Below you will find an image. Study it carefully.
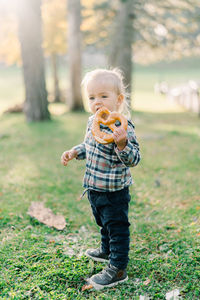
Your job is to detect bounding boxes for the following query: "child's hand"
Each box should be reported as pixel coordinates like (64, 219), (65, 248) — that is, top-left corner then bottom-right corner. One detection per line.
(61, 149), (77, 166)
(113, 127), (127, 151)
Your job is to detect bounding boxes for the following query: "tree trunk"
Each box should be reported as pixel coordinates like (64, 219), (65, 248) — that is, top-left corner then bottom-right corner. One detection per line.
(67, 0), (83, 111)
(108, 0), (134, 101)
(17, 0), (50, 121)
(51, 53), (61, 103)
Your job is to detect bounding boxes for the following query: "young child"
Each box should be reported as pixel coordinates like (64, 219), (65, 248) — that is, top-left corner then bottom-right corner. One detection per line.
(61, 68), (140, 289)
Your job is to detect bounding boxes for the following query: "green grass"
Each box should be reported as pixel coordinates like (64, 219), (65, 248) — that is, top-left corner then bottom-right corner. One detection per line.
(0, 62), (200, 299)
(0, 109), (199, 299)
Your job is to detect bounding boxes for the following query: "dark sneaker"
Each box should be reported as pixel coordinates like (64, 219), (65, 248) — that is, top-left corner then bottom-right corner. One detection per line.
(85, 248), (109, 262)
(87, 264), (128, 290)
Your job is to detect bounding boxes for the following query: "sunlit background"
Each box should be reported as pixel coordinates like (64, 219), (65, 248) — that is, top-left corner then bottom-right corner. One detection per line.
(0, 0), (200, 118)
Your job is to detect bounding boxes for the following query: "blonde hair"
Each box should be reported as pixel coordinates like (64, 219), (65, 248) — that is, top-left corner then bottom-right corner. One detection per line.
(81, 68), (131, 119)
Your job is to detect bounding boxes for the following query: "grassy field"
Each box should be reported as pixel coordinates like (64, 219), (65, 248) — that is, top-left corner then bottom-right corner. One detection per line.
(0, 64), (200, 299)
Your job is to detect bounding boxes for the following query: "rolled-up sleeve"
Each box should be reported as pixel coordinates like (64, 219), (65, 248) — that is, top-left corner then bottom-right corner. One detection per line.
(114, 121), (141, 167)
(73, 143), (86, 160)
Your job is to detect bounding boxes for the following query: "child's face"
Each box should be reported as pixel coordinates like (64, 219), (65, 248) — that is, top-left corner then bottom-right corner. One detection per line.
(87, 79), (124, 114)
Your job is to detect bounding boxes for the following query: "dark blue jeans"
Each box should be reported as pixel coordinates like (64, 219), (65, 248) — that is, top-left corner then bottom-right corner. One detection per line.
(87, 187), (131, 270)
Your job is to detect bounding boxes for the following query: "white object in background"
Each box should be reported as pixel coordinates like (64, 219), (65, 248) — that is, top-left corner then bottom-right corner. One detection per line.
(166, 289), (180, 300)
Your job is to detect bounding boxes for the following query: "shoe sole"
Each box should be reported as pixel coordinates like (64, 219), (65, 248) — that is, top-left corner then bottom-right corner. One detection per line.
(85, 250), (109, 262)
(87, 276), (128, 290)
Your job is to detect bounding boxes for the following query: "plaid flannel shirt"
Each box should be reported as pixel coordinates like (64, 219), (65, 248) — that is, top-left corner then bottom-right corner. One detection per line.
(73, 115), (140, 192)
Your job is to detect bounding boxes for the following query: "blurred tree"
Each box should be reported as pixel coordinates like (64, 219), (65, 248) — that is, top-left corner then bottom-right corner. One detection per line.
(82, 0), (134, 101)
(81, 0), (199, 104)
(42, 0), (67, 103)
(17, 0), (50, 121)
(0, 13), (21, 65)
(108, 0), (134, 100)
(0, 0), (199, 112)
(81, 0), (113, 47)
(82, 0), (199, 61)
(67, 0), (83, 110)
(126, 0), (200, 63)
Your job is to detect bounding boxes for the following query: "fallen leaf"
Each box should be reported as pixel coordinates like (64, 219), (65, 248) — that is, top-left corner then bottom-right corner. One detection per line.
(27, 202), (66, 230)
(143, 278), (151, 285)
(190, 222), (196, 226)
(63, 248), (76, 257)
(4, 103), (23, 113)
(49, 240), (55, 243)
(81, 284), (93, 291)
(24, 225), (33, 230)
